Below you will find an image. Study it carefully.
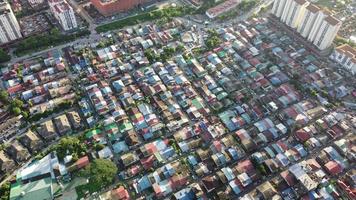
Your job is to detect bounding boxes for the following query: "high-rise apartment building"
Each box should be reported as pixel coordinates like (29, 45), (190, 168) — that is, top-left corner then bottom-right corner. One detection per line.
(312, 15), (341, 50)
(285, 0), (308, 28)
(48, 0), (77, 31)
(0, 0), (22, 44)
(272, 0), (341, 50)
(297, 4), (320, 38)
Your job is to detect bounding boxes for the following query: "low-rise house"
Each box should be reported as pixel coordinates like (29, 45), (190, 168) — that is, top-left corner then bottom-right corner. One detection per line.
(38, 120), (58, 141)
(0, 151), (16, 173)
(66, 111), (82, 129)
(6, 141), (31, 163)
(19, 129), (44, 153)
(53, 115), (72, 135)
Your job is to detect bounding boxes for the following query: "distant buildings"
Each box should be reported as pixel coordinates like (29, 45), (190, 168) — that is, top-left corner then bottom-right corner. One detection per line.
(272, 0), (341, 50)
(205, 0), (241, 19)
(48, 0), (78, 31)
(91, 0), (149, 17)
(28, 0), (45, 6)
(330, 44), (356, 75)
(0, 0), (22, 44)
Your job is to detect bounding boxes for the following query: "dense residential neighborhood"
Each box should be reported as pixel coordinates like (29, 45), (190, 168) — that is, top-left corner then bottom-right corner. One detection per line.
(0, 0), (355, 200)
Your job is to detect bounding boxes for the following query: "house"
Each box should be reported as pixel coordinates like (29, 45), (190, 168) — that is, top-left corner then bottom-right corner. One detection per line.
(256, 181), (277, 199)
(0, 151), (15, 173)
(111, 186), (130, 200)
(201, 175), (221, 193)
(173, 183), (204, 200)
(38, 120), (58, 141)
(19, 129), (44, 153)
(66, 111), (82, 129)
(120, 153), (138, 167)
(6, 141), (31, 163)
(53, 114), (72, 135)
(324, 161), (343, 176)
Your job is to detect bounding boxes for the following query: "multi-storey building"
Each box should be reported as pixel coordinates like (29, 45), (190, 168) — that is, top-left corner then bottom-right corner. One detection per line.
(312, 15), (341, 50)
(307, 10), (329, 42)
(28, 0), (45, 6)
(271, 0), (287, 18)
(0, 0), (22, 44)
(91, 0), (150, 17)
(48, 0), (77, 31)
(285, 0), (308, 28)
(330, 44), (356, 75)
(272, 0), (341, 50)
(280, 0), (293, 23)
(297, 3), (320, 38)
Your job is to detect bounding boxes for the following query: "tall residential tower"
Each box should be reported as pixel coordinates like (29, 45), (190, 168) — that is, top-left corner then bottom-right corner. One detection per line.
(272, 0), (341, 50)
(0, 0), (22, 44)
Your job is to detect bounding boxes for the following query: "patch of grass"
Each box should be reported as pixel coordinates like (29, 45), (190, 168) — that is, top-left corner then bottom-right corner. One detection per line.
(96, 6), (194, 33)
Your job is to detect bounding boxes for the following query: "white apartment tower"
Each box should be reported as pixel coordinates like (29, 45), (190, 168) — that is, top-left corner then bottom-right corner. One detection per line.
(313, 15), (341, 50)
(0, 0), (22, 44)
(307, 10), (329, 42)
(280, 0), (293, 23)
(48, 0), (77, 31)
(285, 0), (308, 28)
(297, 4), (320, 38)
(272, 0), (287, 17)
(272, 0), (341, 50)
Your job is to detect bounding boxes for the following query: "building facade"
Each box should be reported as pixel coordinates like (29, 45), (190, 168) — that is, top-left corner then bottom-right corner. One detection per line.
(272, 0), (341, 50)
(28, 0), (45, 6)
(285, 0), (308, 28)
(91, 0), (150, 17)
(312, 15), (341, 50)
(297, 3), (320, 38)
(0, 1), (22, 44)
(48, 0), (77, 31)
(330, 44), (356, 75)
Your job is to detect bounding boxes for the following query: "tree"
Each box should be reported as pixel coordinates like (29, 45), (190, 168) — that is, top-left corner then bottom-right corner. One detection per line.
(11, 99), (24, 108)
(0, 182), (10, 200)
(56, 137), (87, 160)
(0, 90), (8, 103)
(11, 107), (21, 116)
(80, 159), (118, 188)
(0, 48), (10, 63)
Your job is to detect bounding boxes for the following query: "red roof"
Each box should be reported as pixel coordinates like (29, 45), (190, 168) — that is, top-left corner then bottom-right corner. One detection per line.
(280, 170), (297, 186)
(141, 155), (155, 169)
(7, 84), (23, 95)
(76, 156), (90, 169)
(295, 129), (311, 142)
(325, 161), (342, 175)
(111, 186), (130, 200)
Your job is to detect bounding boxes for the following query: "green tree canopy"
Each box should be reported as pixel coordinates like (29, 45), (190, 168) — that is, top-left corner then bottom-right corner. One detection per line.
(56, 136), (87, 160)
(80, 159), (118, 188)
(0, 48), (10, 63)
(11, 107), (21, 116)
(0, 182), (10, 200)
(0, 90), (8, 103)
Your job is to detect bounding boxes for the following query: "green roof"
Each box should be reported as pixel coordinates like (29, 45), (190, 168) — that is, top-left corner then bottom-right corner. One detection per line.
(119, 122), (133, 133)
(85, 129), (102, 139)
(10, 177), (53, 200)
(104, 123), (118, 132)
(191, 98), (204, 110)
